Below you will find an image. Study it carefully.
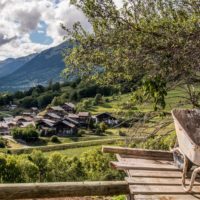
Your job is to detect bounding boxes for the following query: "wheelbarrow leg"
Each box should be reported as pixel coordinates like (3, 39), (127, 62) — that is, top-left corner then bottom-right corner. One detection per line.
(182, 154), (200, 192)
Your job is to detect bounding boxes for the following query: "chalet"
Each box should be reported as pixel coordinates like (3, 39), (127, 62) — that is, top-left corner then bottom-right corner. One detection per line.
(43, 113), (61, 122)
(94, 112), (118, 126)
(36, 119), (56, 136)
(62, 102), (76, 113)
(0, 123), (9, 135)
(14, 116), (33, 125)
(54, 120), (77, 135)
(78, 112), (91, 125)
(47, 106), (65, 116)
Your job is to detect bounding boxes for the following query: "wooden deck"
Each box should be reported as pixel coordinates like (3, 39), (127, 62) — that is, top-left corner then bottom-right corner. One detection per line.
(103, 146), (200, 200)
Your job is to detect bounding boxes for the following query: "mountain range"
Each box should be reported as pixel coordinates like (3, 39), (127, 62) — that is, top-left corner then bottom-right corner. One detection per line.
(0, 41), (72, 92)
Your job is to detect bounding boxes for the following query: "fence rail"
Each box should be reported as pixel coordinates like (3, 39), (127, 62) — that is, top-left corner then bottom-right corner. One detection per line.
(0, 181), (129, 199)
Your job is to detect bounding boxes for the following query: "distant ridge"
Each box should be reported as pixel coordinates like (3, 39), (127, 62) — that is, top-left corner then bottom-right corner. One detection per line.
(0, 41), (72, 92)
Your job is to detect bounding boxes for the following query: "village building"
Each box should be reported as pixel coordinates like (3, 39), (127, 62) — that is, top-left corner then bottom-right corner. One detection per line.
(0, 123), (9, 135)
(62, 102), (76, 113)
(36, 119), (56, 136)
(20, 121), (35, 128)
(78, 112), (91, 126)
(68, 113), (79, 121)
(14, 116), (33, 125)
(54, 120), (77, 136)
(31, 107), (39, 114)
(94, 112), (118, 126)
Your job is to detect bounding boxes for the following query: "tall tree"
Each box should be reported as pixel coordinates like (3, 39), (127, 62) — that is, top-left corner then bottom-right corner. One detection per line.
(63, 0), (200, 109)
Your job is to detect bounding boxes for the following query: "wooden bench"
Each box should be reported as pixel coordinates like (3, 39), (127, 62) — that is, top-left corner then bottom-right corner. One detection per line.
(103, 146), (200, 200)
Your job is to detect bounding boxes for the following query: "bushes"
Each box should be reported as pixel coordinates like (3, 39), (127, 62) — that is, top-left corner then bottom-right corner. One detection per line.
(0, 138), (7, 148)
(50, 135), (60, 143)
(11, 126), (39, 142)
(0, 149), (124, 183)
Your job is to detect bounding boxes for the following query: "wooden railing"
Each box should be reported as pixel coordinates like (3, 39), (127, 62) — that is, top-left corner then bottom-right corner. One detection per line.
(0, 181), (129, 199)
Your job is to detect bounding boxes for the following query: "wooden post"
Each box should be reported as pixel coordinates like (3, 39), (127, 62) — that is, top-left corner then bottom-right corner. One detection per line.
(0, 181), (129, 200)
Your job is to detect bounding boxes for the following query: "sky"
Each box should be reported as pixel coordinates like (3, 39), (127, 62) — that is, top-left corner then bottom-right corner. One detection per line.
(0, 0), (93, 61)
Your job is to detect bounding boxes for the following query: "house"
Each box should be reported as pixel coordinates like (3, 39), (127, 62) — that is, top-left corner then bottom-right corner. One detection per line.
(36, 119), (56, 136)
(8, 104), (17, 110)
(31, 107), (39, 114)
(3, 117), (14, 123)
(54, 120), (77, 136)
(43, 113), (61, 122)
(14, 116), (33, 125)
(0, 123), (9, 135)
(47, 106), (66, 116)
(62, 103), (76, 113)
(94, 112), (118, 126)
(78, 112), (91, 126)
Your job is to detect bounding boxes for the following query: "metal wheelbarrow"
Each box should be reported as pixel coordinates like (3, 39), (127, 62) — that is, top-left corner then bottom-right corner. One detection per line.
(172, 109), (200, 192)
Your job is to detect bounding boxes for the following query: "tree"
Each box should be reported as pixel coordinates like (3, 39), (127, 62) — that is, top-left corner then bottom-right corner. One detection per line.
(63, 0), (200, 109)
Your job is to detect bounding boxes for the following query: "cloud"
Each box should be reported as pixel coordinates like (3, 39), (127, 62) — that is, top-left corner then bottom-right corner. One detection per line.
(0, 0), (122, 60)
(0, 33), (17, 46)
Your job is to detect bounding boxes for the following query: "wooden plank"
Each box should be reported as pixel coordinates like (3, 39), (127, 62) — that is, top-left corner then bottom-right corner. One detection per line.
(116, 157), (174, 165)
(0, 181), (129, 200)
(110, 161), (180, 171)
(102, 146), (173, 161)
(126, 177), (200, 185)
(129, 185), (200, 195)
(134, 194), (200, 200)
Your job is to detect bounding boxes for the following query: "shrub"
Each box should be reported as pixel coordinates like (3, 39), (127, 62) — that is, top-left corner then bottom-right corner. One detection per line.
(77, 130), (86, 137)
(0, 137), (6, 148)
(99, 122), (108, 132)
(50, 135), (60, 143)
(11, 125), (39, 142)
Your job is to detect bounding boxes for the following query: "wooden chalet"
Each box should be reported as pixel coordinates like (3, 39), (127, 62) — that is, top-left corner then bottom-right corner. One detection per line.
(95, 112), (118, 125)
(78, 112), (91, 126)
(36, 119), (56, 135)
(14, 116), (33, 125)
(54, 120), (77, 135)
(0, 122), (9, 135)
(62, 102), (76, 113)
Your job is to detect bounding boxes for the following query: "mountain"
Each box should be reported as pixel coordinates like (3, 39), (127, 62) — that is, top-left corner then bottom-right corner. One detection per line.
(0, 41), (72, 92)
(0, 54), (36, 78)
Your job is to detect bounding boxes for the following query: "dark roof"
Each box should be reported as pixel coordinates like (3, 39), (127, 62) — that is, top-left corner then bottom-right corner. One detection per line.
(61, 120), (76, 128)
(95, 112), (116, 119)
(40, 119), (55, 127)
(64, 116), (79, 125)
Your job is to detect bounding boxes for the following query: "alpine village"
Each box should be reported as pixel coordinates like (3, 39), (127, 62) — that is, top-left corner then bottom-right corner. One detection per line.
(0, 0), (199, 200)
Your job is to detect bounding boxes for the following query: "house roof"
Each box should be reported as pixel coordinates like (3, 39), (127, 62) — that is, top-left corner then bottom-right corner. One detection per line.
(40, 119), (55, 127)
(21, 121), (35, 128)
(46, 113), (61, 119)
(78, 112), (90, 117)
(14, 116), (33, 122)
(64, 102), (75, 108)
(3, 117), (14, 123)
(68, 113), (79, 119)
(64, 116), (79, 125)
(50, 106), (65, 111)
(95, 112), (116, 119)
(61, 120), (76, 128)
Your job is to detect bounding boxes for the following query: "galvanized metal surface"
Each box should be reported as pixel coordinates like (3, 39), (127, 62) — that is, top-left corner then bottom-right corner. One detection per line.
(172, 109), (200, 165)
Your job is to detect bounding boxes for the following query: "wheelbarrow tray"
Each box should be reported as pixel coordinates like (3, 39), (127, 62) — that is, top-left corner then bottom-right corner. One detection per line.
(172, 109), (200, 166)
